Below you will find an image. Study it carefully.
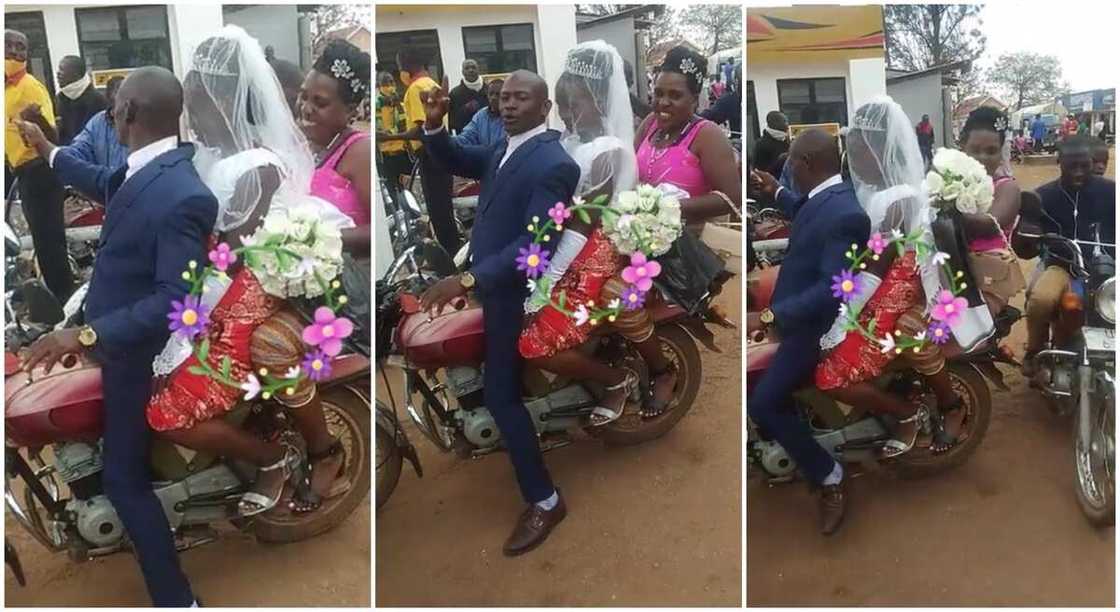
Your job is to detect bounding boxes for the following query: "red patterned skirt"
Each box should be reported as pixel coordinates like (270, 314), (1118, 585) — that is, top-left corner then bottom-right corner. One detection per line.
(518, 228), (623, 359)
(815, 251), (923, 390)
(147, 267), (281, 431)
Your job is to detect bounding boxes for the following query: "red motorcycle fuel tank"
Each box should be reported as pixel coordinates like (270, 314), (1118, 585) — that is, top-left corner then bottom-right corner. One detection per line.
(5, 356), (104, 447)
(396, 295), (485, 368)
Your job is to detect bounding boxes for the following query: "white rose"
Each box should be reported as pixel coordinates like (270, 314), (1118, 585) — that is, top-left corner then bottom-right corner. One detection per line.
(638, 193), (658, 212)
(940, 180), (963, 202)
(924, 171), (945, 198)
(615, 191), (639, 212)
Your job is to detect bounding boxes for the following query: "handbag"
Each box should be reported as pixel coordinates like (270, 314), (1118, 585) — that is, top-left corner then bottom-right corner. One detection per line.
(653, 229), (730, 315)
(932, 211), (995, 352)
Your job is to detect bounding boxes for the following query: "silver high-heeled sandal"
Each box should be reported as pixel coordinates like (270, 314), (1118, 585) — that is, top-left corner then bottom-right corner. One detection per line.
(589, 368), (639, 427)
(238, 442), (302, 517)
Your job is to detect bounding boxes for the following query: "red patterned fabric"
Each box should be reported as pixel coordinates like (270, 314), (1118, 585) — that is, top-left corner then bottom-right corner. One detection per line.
(815, 251), (923, 390)
(146, 267), (281, 431)
(518, 228), (623, 359)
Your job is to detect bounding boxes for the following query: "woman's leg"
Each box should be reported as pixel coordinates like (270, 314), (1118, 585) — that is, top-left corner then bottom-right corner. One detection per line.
(529, 350), (633, 423)
(600, 277), (676, 412)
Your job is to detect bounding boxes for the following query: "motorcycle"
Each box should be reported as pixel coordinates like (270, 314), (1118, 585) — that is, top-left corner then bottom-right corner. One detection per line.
(1015, 211), (1115, 526)
(746, 261), (1017, 481)
(374, 247), (725, 509)
(4, 289), (373, 579)
(6, 181), (100, 286)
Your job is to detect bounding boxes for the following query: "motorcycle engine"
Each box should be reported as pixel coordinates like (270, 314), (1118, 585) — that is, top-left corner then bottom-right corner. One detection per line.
(753, 440), (797, 477)
(460, 409), (500, 448)
(52, 442), (104, 500)
(67, 496), (125, 548)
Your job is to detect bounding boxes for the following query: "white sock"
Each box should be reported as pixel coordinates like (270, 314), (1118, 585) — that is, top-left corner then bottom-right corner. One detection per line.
(822, 461), (843, 486)
(535, 490), (559, 511)
(190, 601), (199, 608)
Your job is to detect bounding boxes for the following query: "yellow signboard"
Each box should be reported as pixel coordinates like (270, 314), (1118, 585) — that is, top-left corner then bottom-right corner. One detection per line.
(748, 5), (884, 64)
(789, 122), (842, 139)
(91, 68), (134, 88)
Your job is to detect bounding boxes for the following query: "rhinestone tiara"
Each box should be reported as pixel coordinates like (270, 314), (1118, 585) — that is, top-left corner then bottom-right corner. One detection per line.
(564, 56), (607, 80)
(191, 51), (236, 77)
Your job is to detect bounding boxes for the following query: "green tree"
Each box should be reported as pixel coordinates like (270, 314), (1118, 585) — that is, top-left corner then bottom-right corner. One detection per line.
(987, 51), (1070, 110)
(884, 4), (985, 71)
(678, 4), (742, 55)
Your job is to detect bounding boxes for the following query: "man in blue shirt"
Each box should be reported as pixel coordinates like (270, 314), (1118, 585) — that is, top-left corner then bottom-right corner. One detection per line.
(63, 75), (128, 177)
(1030, 113), (1047, 152)
(453, 78), (506, 149)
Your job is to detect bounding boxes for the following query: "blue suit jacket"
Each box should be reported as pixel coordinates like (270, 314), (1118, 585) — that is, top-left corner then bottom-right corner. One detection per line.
(771, 180), (870, 339)
(423, 127), (579, 303)
(53, 143), (217, 361)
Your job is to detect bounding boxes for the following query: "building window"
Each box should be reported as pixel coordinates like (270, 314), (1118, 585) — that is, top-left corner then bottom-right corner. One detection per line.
(74, 5), (172, 72)
(777, 77), (847, 126)
(375, 29), (443, 84)
(462, 24), (536, 75)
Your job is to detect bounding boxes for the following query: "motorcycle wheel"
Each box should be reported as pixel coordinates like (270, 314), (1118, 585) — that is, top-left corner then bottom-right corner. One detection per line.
(375, 402), (403, 510)
(590, 323), (702, 446)
(253, 384), (372, 543)
(1073, 394), (1115, 526)
(891, 363), (992, 479)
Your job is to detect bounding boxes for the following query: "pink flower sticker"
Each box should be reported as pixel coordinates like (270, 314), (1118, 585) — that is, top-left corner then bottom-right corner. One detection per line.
(208, 242), (237, 272)
(931, 290), (968, 325)
(548, 202), (571, 227)
(302, 307), (354, 356)
(867, 232), (887, 256)
(621, 252), (662, 292)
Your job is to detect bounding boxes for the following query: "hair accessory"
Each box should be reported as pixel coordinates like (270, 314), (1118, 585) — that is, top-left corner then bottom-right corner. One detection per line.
(992, 115), (1008, 133)
(331, 58), (355, 82)
(677, 57), (702, 81)
(192, 50), (236, 76)
(564, 56), (608, 80)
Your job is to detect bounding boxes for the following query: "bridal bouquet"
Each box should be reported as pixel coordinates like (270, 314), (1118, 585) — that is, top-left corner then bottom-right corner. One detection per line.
(521, 183), (685, 326)
(924, 148), (994, 215)
(601, 184), (683, 257)
(166, 206), (352, 401)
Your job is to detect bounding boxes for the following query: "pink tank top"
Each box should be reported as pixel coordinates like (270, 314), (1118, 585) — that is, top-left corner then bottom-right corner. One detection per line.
(968, 174), (1017, 252)
(310, 131), (370, 226)
(636, 118), (713, 197)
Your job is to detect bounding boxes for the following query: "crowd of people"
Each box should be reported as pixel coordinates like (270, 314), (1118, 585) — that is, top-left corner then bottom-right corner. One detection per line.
(376, 41), (741, 556)
(746, 95), (1115, 535)
(5, 26), (371, 606)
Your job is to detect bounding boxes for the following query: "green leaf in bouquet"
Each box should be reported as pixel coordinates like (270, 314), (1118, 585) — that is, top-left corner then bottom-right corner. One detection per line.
(188, 365), (208, 376)
(198, 338), (210, 361)
(577, 207), (591, 224)
(220, 356), (232, 378)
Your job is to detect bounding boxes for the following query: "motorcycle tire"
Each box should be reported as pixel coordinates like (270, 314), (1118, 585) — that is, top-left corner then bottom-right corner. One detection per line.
(891, 363), (992, 480)
(592, 323), (703, 447)
(253, 384), (372, 543)
(1073, 395), (1115, 526)
(375, 404), (403, 510)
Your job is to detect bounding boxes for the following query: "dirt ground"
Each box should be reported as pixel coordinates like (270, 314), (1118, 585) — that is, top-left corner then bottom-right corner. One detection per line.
(375, 288), (743, 606)
(747, 151), (1116, 606)
(4, 497), (371, 606)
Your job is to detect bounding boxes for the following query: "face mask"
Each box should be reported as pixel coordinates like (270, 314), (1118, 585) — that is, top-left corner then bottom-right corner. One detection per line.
(5, 59), (27, 78)
(399, 71), (411, 86)
(379, 86), (395, 97)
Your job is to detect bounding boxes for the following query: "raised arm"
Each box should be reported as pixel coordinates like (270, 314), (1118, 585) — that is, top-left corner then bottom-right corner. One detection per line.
(420, 86), (491, 179)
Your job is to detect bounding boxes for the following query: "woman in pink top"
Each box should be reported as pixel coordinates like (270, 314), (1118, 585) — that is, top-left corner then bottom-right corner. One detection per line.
(628, 46), (741, 413)
(300, 40), (371, 257)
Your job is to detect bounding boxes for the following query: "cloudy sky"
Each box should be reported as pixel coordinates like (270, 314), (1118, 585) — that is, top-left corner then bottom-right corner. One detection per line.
(977, 1), (1118, 93)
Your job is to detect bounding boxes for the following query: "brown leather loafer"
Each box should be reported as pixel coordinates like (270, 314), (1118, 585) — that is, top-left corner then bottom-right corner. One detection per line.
(503, 491), (567, 557)
(818, 481), (846, 536)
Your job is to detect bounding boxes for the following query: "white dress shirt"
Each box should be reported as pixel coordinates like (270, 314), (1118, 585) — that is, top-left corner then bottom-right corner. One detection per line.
(49, 135), (179, 184)
(775, 172), (844, 201)
(498, 123), (547, 168)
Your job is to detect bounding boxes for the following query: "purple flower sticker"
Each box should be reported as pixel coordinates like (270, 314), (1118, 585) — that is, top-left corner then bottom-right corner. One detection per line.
(621, 252), (662, 292)
(830, 270), (861, 302)
(931, 290), (968, 325)
(867, 232), (887, 255)
(167, 295), (210, 338)
(928, 320), (951, 345)
(548, 202), (571, 227)
(208, 242), (237, 272)
(302, 306), (354, 357)
(302, 349), (333, 382)
(620, 285), (647, 310)
(516, 243), (551, 279)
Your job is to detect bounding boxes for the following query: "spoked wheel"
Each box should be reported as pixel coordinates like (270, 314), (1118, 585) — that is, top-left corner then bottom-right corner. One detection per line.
(375, 402), (403, 510)
(1073, 394), (1114, 526)
(589, 323), (702, 446)
(891, 363), (991, 479)
(253, 385), (371, 543)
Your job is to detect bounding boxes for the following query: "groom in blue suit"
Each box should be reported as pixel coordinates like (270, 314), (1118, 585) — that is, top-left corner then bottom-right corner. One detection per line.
(748, 129), (870, 536)
(418, 70), (579, 556)
(20, 67), (213, 606)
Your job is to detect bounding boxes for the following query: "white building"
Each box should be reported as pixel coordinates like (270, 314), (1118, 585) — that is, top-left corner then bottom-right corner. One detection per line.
(375, 4), (577, 100)
(886, 61), (970, 149)
(746, 5), (886, 147)
(5, 4), (319, 95)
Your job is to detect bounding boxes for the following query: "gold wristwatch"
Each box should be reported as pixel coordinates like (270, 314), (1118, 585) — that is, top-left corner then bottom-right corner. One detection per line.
(759, 308), (775, 326)
(459, 272), (476, 289)
(77, 325), (98, 348)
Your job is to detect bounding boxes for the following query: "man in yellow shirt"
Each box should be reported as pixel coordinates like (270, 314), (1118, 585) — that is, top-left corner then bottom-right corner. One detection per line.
(5, 29), (74, 300)
(374, 71), (412, 189)
(382, 48), (459, 255)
